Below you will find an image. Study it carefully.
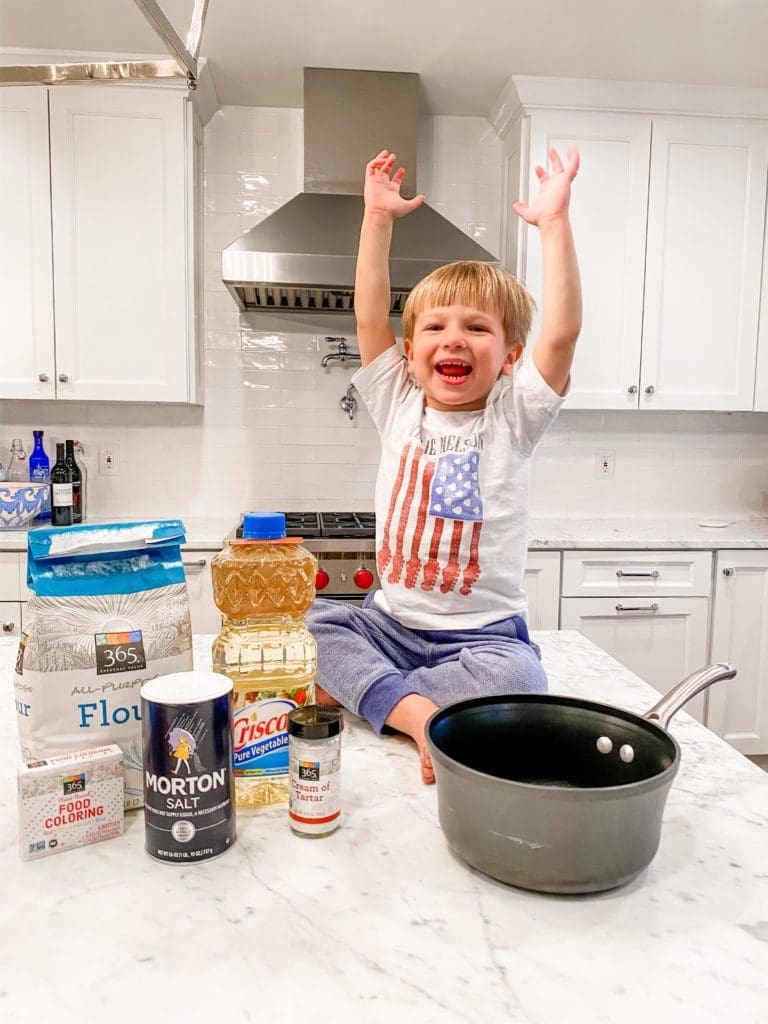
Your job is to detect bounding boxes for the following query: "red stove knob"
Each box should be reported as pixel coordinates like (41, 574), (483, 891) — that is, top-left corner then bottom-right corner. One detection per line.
(354, 567), (374, 590)
(315, 569), (330, 591)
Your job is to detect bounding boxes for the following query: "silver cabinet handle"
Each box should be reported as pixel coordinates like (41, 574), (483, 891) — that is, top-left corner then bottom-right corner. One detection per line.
(183, 558), (207, 575)
(38, 373), (50, 383)
(2, 621), (15, 632)
(615, 603), (659, 613)
(722, 567), (734, 577)
(58, 373), (69, 383)
(644, 385), (655, 395)
(627, 385), (638, 394)
(616, 569), (659, 578)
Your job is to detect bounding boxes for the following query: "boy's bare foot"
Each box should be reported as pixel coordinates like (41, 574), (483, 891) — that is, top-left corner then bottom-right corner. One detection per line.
(314, 683), (341, 707)
(385, 693), (438, 785)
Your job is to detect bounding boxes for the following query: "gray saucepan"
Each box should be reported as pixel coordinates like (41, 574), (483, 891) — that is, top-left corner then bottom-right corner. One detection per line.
(425, 662), (736, 895)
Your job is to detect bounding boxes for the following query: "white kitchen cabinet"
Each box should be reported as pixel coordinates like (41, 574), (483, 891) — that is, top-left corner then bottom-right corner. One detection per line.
(183, 550), (222, 635)
(0, 87), (55, 399)
(708, 551), (768, 755)
(753, 200), (768, 410)
(499, 98), (768, 411)
(560, 596), (710, 721)
(523, 550), (560, 630)
(0, 84), (202, 403)
(0, 603), (22, 638)
(560, 549), (711, 720)
(0, 552), (25, 639)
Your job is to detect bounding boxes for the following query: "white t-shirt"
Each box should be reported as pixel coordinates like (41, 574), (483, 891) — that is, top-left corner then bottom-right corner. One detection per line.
(352, 345), (566, 630)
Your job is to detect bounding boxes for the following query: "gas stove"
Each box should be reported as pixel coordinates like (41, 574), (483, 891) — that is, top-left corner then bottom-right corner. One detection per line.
(232, 511), (379, 603)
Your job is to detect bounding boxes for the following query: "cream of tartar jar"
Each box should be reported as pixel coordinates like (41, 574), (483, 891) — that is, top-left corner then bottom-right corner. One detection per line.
(287, 705), (343, 838)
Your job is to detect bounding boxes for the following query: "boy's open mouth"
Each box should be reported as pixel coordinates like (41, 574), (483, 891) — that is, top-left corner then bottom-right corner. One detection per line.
(435, 360), (472, 384)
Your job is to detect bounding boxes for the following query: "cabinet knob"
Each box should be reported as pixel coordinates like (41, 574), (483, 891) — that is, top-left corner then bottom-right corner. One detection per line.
(58, 373), (69, 383)
(2, 621), (15, 632)
(627, 385), (638, 395)
(38, 373), (50, 383)
(644, 385), (655, 395)
(722, 567), (734, 577)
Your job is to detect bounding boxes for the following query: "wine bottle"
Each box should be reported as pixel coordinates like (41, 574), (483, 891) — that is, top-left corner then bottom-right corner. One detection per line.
(51, 443), (73, 527)
(65, 439), (82, 524)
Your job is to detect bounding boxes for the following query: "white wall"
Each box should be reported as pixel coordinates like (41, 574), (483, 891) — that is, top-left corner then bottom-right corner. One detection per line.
(2, 106), (768, 522)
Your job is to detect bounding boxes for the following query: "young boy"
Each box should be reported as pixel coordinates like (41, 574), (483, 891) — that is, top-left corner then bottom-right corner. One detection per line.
(309, 146), (581, 783)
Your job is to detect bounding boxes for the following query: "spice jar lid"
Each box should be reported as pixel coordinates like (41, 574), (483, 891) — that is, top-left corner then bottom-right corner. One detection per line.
(288, 705), (344, 739)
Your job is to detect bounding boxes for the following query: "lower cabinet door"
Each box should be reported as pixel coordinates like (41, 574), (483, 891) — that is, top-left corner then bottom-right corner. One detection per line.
(0, 601), (22, 638)
(560, 596), (710, 721)
(708, 551), (768, 755)
(183, 552), (222, 635)
(523, 551), (561, 631)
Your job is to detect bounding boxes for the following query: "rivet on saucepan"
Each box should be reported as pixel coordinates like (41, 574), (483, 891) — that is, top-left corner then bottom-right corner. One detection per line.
(619, 744), (635, 763)
(596, 736), (613, 754)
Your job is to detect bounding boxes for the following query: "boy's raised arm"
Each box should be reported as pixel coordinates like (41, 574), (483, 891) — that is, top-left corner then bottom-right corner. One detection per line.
(513, 147), (582, 397)
(355, 151), (424, 367)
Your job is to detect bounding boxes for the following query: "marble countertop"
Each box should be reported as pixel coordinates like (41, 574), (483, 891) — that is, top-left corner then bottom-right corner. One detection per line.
(1, 632), (767, 1023)
(3, 515), (768, 552)
(527, 516), (768, 550)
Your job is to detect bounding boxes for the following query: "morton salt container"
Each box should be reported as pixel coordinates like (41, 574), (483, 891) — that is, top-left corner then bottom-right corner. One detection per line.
(140, 671), (236, 863)
(211, 512), (317, 809)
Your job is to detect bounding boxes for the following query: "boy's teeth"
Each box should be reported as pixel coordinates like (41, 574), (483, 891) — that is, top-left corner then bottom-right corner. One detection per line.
(437, 362), (471, 378)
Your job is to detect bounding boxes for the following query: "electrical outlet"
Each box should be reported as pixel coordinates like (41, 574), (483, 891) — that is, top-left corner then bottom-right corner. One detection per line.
(100, 445), (120, 476)
(595, 450), (615, 479)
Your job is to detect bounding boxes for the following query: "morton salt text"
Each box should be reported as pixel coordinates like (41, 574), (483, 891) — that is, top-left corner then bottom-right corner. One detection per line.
(145, 768), (228, 810)
(45, 797), (104, 829)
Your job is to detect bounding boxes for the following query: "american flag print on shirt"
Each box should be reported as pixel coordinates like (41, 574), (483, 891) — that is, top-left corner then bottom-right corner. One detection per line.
(378, 442), (484, 596)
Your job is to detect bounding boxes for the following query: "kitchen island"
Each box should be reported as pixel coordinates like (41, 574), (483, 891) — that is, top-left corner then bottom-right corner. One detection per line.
(1, 632), (767, 1024)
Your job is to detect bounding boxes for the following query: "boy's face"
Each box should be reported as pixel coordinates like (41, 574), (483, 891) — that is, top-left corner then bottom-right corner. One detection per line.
(404, 303), (523, 412)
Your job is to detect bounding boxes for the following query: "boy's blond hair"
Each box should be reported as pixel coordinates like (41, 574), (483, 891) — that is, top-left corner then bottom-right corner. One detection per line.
(401, 261), (535, 349)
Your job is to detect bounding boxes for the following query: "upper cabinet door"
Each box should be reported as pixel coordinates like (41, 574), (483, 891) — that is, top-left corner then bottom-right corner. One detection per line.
(641, 117), (768, 411)
(48, 86), (190, 402)
(0, 87), (56, 399)
(752, 203), (768, 411)
(523, 112), (651, 409)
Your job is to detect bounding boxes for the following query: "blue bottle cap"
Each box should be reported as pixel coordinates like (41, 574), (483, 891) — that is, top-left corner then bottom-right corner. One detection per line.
(242, 512), (286, 540)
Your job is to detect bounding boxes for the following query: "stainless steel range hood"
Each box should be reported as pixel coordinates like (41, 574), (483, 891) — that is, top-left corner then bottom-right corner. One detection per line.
(221, 68), (499, 315)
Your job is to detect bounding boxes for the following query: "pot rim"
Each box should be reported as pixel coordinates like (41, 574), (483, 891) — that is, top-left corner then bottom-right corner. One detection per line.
(426, 693), (682, 796)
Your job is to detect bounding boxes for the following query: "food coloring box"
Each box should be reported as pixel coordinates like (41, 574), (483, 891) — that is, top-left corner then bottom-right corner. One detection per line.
(18, 744), (124, 861)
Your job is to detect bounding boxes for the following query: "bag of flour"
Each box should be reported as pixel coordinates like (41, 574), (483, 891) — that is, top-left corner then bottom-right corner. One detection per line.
(14, 520), (194, 808)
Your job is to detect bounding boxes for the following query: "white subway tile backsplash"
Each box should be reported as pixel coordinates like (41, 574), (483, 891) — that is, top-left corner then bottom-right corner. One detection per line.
(3, 106), (767, 524)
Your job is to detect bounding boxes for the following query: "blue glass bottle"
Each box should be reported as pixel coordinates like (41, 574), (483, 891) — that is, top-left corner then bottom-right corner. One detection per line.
(29, 430), (51, 521)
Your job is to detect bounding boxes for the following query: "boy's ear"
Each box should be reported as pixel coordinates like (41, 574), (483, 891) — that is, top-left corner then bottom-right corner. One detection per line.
(499, 344), (524, 377)
(403, 337), (414, 367)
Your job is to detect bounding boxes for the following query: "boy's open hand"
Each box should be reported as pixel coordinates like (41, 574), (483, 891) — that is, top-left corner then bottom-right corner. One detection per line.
(364, 150), (425, 220)
(512, 146), (580, 227)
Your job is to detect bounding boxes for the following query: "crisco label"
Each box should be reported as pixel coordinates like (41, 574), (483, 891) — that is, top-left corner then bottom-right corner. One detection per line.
(232, 688), (310, 778)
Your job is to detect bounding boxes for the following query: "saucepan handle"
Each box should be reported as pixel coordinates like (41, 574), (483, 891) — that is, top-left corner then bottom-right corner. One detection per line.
(643, 662), (736, 730)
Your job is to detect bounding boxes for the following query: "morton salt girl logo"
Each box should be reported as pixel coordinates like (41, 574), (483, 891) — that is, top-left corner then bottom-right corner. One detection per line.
(379, 441), (484, 596)
(167, 727), (199, 775)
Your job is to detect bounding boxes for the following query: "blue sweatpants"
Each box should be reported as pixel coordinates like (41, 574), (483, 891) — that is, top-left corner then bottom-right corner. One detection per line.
(307, 594), (547, 733)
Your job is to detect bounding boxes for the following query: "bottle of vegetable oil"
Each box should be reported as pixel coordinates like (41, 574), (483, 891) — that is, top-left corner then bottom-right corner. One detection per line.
(211, 513), (317, 808)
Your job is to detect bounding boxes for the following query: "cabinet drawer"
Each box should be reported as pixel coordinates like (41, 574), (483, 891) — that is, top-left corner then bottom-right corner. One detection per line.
(0, 552), (23, 600)
(562, 550), (712, 597)
(560, 596), (710, 721)
(0, 601), (22, 637)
